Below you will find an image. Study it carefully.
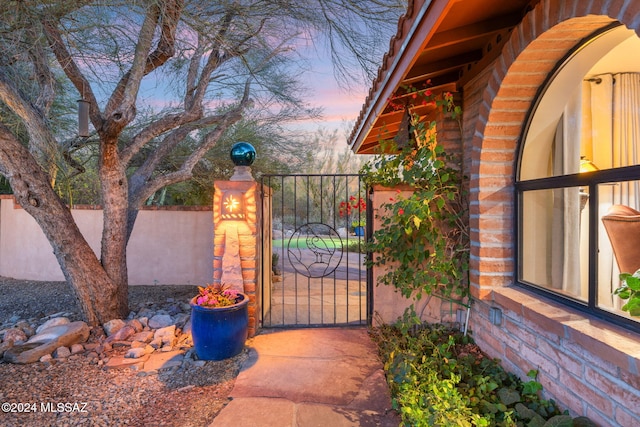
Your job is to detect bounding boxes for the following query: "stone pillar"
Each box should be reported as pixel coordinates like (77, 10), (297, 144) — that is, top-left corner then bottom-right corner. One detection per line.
(212, 142), (260, 337)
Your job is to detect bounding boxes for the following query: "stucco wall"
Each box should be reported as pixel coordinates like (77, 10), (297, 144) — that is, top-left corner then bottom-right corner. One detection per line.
(0, 196), (213, 285)
(370, 185), (466, 325)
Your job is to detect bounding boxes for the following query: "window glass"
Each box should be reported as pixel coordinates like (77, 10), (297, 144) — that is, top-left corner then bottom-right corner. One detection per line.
(520, 188), (588, 302)
(520, 26), (640, 180)
(518, 25), (640, 326)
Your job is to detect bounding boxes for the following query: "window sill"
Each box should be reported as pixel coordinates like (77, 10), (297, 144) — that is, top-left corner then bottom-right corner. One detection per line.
(489, 287), (640, 376)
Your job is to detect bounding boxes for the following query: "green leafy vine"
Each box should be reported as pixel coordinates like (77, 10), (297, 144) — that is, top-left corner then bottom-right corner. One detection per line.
(361, 91), (469, 303)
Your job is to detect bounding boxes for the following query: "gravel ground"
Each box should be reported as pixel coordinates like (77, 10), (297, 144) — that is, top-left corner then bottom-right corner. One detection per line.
(0, 277), (247, 427)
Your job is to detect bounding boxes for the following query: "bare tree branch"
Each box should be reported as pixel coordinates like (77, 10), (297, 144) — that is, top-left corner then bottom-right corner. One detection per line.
(128, 80), (252, 209)
(41, 18), (103, 131)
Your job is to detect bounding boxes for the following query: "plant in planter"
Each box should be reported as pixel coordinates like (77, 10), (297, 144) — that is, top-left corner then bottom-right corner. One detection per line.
(339, 196), (367, 235)
(615, 270), (640, 316)
(190, 283), (249, 361)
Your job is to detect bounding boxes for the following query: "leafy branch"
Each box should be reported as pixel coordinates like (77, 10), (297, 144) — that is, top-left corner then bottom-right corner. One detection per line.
(615, 270), (640, 316)
(361, 91), (469, 303)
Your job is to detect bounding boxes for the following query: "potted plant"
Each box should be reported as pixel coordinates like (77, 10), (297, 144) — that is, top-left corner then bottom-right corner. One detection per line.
(339, 196), (367, 236)
(190, 283), (249, 360)
(351, 219), (366, 236)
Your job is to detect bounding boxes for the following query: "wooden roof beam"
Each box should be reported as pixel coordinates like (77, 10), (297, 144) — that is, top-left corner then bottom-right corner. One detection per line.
(426, 12), (523, 51)
(403, 51), (483, 84)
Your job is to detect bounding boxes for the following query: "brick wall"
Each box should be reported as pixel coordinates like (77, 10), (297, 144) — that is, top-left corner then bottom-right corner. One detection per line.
(465, 0), (640, 424)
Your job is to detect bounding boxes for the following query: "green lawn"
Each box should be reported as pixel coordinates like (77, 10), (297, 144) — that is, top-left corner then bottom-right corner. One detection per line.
(272, 236), (345, 250)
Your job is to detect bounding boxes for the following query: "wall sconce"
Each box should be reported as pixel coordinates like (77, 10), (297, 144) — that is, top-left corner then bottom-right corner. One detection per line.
(221, 191), (245, 220)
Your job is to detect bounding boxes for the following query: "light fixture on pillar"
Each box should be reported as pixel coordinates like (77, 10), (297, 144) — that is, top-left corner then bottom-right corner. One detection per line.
(221, 191), (245, 220)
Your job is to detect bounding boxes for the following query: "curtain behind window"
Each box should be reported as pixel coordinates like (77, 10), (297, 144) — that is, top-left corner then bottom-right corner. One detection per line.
(589, 73), (640, 308)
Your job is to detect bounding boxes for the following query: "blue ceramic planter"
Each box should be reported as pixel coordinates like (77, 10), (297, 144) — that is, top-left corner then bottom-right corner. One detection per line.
(354, 226), (365, 236)
(190, 293), (249, 361)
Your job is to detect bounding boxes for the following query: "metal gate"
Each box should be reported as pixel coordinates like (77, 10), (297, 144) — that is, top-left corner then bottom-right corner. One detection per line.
(260, 174), (370, 328)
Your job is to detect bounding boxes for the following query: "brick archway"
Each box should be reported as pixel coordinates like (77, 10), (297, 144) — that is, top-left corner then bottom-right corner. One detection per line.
(469, 0), (640, 297)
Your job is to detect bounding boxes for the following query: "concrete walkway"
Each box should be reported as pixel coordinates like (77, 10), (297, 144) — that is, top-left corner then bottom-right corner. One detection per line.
(211, 328), (400, 427)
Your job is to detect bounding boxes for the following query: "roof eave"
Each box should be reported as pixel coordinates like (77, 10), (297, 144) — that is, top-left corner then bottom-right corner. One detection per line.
(349, 0), (457, 153)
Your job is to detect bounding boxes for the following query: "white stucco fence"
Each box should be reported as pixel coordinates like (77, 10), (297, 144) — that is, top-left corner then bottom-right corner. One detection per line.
(0, 196), (214, 285)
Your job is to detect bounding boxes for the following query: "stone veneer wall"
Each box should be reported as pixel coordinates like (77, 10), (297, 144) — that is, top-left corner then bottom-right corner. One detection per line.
(212, 181), (259, 338)
(463, 0), (640, 425)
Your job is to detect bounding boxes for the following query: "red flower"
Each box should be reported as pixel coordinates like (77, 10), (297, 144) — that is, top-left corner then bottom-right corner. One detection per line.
(398, 208), (404, 215)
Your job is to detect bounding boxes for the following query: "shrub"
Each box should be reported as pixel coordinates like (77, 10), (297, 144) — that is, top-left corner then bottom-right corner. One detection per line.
(371, 313), (595, 426)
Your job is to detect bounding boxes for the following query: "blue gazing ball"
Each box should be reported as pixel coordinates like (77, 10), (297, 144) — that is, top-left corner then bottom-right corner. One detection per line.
(230, 142), (256, 166)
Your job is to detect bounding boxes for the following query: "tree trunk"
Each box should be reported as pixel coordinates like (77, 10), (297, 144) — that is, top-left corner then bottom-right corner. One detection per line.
(98, 135), (130, 319)
(0, 125), (125, 325)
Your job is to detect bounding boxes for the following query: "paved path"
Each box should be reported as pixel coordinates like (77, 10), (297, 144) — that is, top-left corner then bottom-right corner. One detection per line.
(211, 328), (400, 427)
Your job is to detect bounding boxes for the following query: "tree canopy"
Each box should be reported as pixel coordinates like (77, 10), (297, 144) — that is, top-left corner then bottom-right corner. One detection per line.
(0, 0), (405, 325)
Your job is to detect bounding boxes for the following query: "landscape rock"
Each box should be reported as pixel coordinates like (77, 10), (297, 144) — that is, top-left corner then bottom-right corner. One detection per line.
(125, 347), (147, 359)
(0, 339), (14, 357)
(15, 321), (35, 337)
(105, 353), (150, 370)
(138, 316), (149, 328)
(3, 321), (90, 364)
(103, 319), (126, 336)
(126, 318), (144, 333)
(54, 346), (71, 359)
(173, 313), (190, 329)
(154, 325), (176, 340)
(182, 318), (192, 336)
(142, 350), (184, 372)
(106, 325), (136, 343)
(148, 314), (173, 329)
(36, 316), (70, 334)
(71, 343), (84, 354)
(130, 331), (154, 343)
(3, 328), (27, 344)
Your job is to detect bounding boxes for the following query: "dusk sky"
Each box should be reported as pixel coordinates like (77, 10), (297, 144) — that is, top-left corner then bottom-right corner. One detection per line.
(283, 40), (378, 145)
